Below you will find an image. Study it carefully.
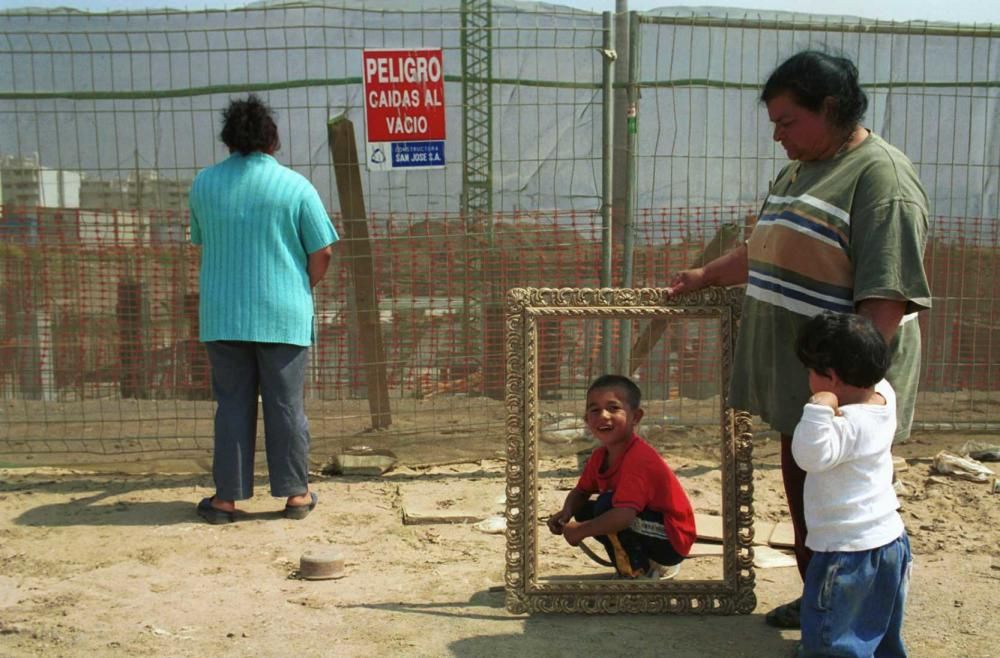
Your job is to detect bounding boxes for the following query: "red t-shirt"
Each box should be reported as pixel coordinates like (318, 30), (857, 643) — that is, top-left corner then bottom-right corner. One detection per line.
(575, 434), (696, 556)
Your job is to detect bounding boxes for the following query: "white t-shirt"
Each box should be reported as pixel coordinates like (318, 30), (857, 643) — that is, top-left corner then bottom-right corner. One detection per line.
(791, 379), (904, 552)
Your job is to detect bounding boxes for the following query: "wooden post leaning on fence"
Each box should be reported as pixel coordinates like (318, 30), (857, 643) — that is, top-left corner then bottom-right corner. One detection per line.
(327, 115), (391, 430)
(628, 219), (745, 377)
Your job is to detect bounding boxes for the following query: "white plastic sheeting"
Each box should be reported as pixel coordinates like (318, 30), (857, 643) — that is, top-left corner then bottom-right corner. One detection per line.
(0, 1), (996, 238)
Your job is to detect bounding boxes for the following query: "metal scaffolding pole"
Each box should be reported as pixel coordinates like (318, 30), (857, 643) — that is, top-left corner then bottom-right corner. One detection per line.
(460, 0), (499, 396)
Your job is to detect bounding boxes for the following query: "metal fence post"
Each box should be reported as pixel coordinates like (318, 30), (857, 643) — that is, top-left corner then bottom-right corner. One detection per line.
(618, 10), (640, 373)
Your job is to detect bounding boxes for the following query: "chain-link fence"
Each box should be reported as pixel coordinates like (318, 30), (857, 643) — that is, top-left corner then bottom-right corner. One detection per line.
(1, 3), (997, 466)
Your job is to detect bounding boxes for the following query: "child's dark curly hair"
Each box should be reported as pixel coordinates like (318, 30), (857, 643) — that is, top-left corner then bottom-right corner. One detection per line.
(220, 93), (280, 155)
(795, 311), (890, 388)
(587, 374), (642, 410)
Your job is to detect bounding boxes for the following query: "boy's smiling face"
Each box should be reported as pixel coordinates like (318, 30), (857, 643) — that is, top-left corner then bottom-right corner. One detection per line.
(584, 386), (643, 449)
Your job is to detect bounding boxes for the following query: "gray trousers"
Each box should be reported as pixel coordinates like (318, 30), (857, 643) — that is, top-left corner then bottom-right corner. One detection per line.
(204, 341), (311, 500)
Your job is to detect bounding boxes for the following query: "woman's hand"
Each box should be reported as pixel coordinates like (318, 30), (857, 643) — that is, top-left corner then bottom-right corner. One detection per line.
(666, 242), (750, 295)
(665, 268), (708, 296)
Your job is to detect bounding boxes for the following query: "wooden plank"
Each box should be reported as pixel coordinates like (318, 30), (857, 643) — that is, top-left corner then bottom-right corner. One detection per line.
(402, 510), (486, 525)
(328, 116), (391, 429)
(399, 481), (504, 526)
(769, 521), (796, 548)
(695, 512), (724, 542)
(752, 520), (776, 546)
(687, 541), (725, 557)
(696, 513), (773, 546)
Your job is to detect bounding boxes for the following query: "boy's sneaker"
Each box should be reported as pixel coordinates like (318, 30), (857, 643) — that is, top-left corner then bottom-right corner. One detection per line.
(646, 560), (681, 580)
(610, 561), (681, 579)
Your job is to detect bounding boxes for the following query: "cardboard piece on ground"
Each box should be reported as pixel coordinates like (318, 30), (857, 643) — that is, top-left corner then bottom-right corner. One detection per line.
(695, 513), (724, 542)
(752, 520), (776, 546)
(399, 481), (503, 525)
(753, 545), (798, 569)
(769, 521), (796, 548)
(687, 541), (725, 557)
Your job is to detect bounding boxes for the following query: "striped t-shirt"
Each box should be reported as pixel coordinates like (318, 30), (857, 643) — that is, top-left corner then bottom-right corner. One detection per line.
(189, 152), (339, 346)
(729, 133), (932, 440)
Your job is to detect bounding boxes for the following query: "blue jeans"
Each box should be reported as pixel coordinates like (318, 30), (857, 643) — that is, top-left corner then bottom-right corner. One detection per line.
(799, 532), (912, 658)
(204, 341), (311, 501)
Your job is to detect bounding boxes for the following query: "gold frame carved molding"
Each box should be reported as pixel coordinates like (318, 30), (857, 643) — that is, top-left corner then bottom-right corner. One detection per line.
(503, 287), (756, 614)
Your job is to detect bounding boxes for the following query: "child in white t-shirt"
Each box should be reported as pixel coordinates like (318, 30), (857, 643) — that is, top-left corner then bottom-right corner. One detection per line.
(792, 311), (911, 657)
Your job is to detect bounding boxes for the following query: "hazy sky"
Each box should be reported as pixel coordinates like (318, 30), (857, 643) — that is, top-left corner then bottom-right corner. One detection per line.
(1, 0), (998, 24)
(568, 0), (999, 23)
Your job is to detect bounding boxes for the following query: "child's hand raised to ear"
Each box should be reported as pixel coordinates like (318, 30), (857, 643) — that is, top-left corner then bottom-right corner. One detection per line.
(808, 391), (841, 415)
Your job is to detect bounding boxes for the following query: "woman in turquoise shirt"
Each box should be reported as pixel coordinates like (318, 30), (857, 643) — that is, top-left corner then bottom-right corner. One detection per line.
(189, 94), (339, 524)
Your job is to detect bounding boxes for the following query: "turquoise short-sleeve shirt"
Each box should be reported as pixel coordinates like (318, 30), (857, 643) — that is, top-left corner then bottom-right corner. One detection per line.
(189, 152), (339, 346)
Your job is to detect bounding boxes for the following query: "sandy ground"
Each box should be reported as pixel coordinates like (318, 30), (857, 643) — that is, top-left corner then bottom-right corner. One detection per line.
(0, 429), (998, 658)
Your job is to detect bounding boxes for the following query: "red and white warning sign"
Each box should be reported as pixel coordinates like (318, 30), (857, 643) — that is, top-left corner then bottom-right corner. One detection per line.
(362, 48), (446, 170)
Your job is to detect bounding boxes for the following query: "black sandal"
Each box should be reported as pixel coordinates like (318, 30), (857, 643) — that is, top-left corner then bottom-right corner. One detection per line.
(283, 491), (318, 520)
(765, 597), (802, 629)
(197, 497), (235, 525)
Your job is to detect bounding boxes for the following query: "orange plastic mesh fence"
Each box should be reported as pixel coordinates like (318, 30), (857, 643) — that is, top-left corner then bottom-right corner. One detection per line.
(0, 204), (996, 464)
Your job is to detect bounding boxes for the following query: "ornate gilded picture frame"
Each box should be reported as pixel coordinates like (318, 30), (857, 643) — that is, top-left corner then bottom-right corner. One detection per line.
(504, 287), (755, 614)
